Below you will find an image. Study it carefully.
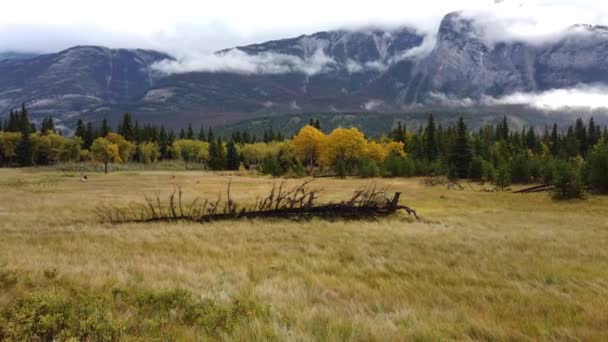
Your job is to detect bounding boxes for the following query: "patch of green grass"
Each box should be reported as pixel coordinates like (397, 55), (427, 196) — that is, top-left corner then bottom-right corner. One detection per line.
(0, 279), (272, 341)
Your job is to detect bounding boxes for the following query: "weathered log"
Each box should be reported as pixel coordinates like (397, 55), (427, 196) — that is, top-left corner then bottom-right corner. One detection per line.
(96, 181), (421, 224)
(512, 184), (555, 194)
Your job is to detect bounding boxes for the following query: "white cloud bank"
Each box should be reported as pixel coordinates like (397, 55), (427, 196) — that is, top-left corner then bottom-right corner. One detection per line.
(484, 85), (608, 110)
(427, 85), (608, 111)
(153, 48), (336, 75)
(2, 1), (607, 55)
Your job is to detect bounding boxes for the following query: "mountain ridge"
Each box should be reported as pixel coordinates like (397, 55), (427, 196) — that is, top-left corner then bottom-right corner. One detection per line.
(2, 12), (608, 129)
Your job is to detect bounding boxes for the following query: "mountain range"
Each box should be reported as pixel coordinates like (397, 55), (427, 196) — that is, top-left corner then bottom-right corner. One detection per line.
(1, 11), (608, 130)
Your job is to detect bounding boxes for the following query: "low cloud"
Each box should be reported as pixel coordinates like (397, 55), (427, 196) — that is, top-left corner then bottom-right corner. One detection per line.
(459, 1), (608, 47)
(483, 85), (608, 110)
(391, 34), (437, 61)
(153, 48), (335, 76)
(343, 35), (436, 75)
(362, 99), (384, 111)
(426, 92), (476, 107)
(427, 85), (608, 112)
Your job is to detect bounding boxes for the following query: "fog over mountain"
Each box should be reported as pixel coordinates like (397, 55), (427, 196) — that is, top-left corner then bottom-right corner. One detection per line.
(2, 1), (608, 129)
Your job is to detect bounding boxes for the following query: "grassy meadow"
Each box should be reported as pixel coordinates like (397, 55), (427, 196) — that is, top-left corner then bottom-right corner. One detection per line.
(0, 168), (607, 341)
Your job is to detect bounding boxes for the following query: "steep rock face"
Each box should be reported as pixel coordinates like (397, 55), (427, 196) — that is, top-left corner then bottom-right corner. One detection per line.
(231, 28), (424, 67)
(398, 12), (538, 104)
(535, 26), (608, 89)
(136, 28), (425, 118)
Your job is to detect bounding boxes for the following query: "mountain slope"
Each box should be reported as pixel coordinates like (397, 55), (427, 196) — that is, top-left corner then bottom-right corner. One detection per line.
(0, 46), (171, 119)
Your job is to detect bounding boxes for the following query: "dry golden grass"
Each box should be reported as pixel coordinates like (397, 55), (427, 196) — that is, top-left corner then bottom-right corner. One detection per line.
(0, 168), (607, 340)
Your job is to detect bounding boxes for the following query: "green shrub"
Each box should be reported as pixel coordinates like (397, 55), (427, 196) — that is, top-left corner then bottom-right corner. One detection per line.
(540, 158), (557, 185)
(0, 287), (273, 340)
(382, 154), (415, 177)
(468, 156), (485, 180)
(0, 291), (121, 341)
(135, 289), (271, 336)
(509, 154), (531, 183)
(494, 163), (511, 190)
(357, 157), (380, 178)
(551, 160), (585, 200)
(587, 142), (608, 193)
(333, 160), (347, 178)
(261, 156), (282, 177)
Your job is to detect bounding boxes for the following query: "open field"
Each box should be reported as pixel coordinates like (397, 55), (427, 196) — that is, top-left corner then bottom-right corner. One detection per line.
(0, 168), (607, 341)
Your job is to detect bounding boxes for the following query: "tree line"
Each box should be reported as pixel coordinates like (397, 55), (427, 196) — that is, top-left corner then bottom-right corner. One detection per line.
(1, 107), (607, 198)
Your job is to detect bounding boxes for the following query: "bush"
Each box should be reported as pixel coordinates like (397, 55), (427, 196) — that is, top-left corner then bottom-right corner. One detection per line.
(357, 157), (380, 178)
(551, 160), (585, 200)
(382, 154), (415, 177)
(0, 287), (273, 341)
(0, 291), (121, 341)
(468, 156), (485, 180)
(333, 159), (347, 178)
(135, 289), (271, 336)
(587, 142), (608, 193)
(540, 158), (557, 185)
(481, 160), (497, 182)
(509, 154), (531, 183)
(261, 155), (282, 177)
(494, 163), (511, 190)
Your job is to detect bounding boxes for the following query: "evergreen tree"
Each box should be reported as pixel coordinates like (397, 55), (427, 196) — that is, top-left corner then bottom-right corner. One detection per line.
(100, 118), (110, 137)
(75, 119), (86, 139)
(501, 115), (510, 141)
(263, 130), (270, 143)
(226, 140), (239, 170)
(84, 122), (94, 149)
(550, 123), (560, 156)
(588, 117), (598, 148)
(40, 116), (55, 134)
(574, 118), (587, 155)
(15, 106), (33, 166)
(424, 114), (438, 161)
(207, 127), (214, 142)
(159, 127), (168, 159)
(133, 120), (141, 143)
(186, 123), (194, 140)
(314, 119), (321, 131)
(7, 110), (19, 132)
(448, 116), (472, 179)
(525, 126), (537, 151)
(119, 113), (134, 140)
(179, 128), (186, 140)
(208, 137), (226, 170)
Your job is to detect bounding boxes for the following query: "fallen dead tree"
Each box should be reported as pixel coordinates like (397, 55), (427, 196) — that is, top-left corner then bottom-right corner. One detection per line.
(512, 184), (555, 194)
(96, 180), (420, 224)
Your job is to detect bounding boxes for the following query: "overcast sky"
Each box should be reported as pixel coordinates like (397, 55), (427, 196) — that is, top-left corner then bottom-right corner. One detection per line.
(1, 0), (607, 56)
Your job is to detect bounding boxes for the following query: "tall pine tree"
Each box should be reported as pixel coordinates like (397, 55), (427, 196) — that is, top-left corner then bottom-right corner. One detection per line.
(226, 140), (239, 170)
(15, 105), (33, 166)
(448, 116), (472, 178)
(424, 114), (438, 161)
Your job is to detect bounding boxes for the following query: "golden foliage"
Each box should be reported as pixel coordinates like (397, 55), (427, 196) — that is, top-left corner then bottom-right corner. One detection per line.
(384, 141), (406, 158)
(364, 141), (388, 163)
(323, 127), (366, 166)
(292, 125), (327, 166)
(106, 132), (135, 163)
(90, 137), (121, 164)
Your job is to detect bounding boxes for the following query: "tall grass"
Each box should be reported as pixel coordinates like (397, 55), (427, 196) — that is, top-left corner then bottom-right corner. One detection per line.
(0, 169), (607, 340)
